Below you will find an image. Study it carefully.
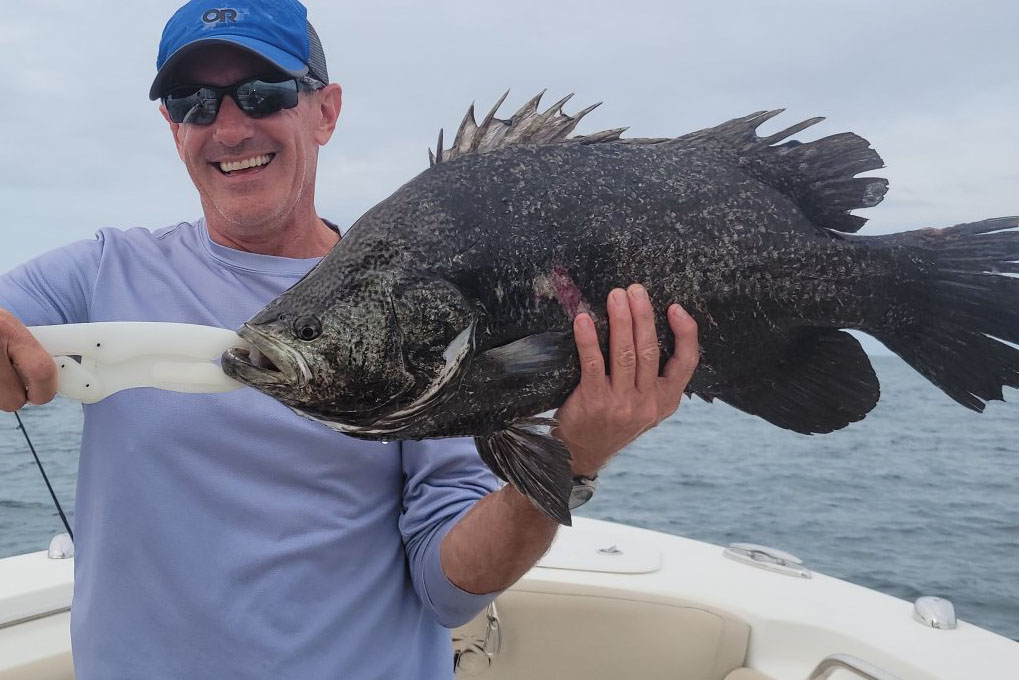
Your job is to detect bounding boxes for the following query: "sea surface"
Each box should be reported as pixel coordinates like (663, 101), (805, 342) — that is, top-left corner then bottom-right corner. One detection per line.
(1, 355), (1016, 640)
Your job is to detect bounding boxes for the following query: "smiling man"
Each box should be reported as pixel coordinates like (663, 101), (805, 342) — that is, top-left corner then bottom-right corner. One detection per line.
(154, 11), (341, 258)
(0, 1), (698, 678)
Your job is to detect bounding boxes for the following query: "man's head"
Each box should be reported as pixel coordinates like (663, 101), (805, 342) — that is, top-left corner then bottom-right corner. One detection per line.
(151, 1), (341, 242)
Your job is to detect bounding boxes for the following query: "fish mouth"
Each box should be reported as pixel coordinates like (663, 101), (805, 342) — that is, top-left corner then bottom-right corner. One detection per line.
(221, 325), (312, 388)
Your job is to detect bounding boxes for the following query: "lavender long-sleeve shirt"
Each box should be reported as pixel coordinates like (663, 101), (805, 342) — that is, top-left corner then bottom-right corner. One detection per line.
(0, 219), (499, 679)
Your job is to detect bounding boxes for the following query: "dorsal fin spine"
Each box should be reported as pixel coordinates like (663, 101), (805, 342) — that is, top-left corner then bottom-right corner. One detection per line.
(479, 91), (510, 131)
(451, 104), (479, 155)
(428, 92), (888, 233)
(431, 129), (444, 167)
(432, 91), (619, 165)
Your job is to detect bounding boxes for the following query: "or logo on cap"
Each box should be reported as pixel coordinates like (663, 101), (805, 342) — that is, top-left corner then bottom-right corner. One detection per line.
(202, 8), (238, 24)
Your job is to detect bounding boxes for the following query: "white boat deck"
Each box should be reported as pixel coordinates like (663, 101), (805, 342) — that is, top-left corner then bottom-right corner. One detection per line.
(1, 518), (1016, 679)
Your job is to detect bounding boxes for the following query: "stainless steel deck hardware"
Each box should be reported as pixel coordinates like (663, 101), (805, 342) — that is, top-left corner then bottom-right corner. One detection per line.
(47, 533), (74, 560)
(453, 602), (501, 676)
(807, 653), (903, 680)
(723, 542), (811, 578)
(913, 596), (957, 630)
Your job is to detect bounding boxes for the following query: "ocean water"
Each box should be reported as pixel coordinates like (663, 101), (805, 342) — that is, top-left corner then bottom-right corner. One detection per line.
(1, 355), (1016, 640)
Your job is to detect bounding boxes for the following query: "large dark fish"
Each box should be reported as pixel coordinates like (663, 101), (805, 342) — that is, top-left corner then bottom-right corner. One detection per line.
(222, 91), (1019, 524)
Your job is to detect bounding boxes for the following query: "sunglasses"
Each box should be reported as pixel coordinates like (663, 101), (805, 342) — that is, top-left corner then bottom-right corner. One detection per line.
(162, 75), (303, 125)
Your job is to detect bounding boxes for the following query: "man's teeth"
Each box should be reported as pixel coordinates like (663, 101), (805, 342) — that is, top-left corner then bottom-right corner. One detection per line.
(219, 154), (273, 173)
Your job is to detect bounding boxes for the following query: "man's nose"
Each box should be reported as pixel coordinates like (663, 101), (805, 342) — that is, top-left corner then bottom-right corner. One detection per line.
(211, 95), (254, 146)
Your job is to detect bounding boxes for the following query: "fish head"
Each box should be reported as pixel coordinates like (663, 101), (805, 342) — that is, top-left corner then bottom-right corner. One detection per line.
(222, 270), (477, 430)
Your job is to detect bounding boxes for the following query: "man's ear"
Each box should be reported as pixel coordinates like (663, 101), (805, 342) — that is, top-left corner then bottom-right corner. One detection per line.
(159, 103), (186, 161)
(313, 83), (342, 146)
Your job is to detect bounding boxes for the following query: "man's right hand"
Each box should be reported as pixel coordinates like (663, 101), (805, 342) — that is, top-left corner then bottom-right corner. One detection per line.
(0, 308), (57, 412)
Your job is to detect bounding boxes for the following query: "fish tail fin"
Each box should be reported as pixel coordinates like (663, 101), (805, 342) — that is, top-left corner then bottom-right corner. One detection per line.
(871, 217), (1019, 410)
(475, 417), (574, 525)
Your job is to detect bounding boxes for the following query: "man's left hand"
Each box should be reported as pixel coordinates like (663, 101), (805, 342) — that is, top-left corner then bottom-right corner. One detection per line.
(441, 285), (698, 594)
(553, 284), (700, 477)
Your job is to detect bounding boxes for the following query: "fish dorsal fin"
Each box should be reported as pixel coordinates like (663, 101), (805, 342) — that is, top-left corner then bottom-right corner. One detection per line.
(432, 93), (888, 233)
(430, 90), (660, 167)
(670, 110), (888, 233)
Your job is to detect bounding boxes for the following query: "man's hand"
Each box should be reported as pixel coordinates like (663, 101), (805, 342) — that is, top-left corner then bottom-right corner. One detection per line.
(554, 284), (700, 477)
(441, 285), (697, 594)
(0, 308), (57, 412)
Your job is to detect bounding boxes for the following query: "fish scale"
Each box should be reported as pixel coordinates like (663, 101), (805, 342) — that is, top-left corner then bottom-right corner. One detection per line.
(222, 92), (1019, 525)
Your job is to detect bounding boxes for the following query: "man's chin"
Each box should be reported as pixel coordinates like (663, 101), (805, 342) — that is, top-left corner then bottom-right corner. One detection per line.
(206, 199), (292, 231)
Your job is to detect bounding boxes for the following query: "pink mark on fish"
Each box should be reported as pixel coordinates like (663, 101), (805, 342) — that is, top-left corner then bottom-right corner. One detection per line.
(533, 267), (592, 318)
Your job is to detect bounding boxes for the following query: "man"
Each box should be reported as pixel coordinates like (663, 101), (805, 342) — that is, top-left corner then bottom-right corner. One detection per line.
(0, 0), (699, 677)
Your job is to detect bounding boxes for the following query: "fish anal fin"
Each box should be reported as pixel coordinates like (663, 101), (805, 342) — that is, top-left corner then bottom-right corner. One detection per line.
(720, 330), (880, 434)
(475, 417), (574, 525)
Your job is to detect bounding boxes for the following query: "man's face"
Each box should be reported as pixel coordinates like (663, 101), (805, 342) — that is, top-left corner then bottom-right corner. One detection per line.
(162, 45), (338, 234)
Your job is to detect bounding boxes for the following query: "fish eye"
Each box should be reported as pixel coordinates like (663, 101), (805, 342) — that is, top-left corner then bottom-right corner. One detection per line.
(293, 316), (322, 341)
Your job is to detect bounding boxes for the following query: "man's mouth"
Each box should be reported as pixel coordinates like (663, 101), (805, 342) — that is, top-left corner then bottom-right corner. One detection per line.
(215, 153), (275, 176)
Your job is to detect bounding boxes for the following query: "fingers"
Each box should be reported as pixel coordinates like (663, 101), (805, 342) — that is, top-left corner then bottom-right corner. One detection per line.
(575, 290), (696, 403)
(0, 351), (25, 412)
(662, 303), (700, 393)
(573, 312), (607, 393)
(607, 288), (637, 388)
(627, 284), (660, 393)
(17, 349), (58, 406)
(0, 310), (57, 411)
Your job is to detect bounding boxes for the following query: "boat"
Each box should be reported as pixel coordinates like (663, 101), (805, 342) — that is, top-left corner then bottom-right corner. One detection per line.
(4, 323), (1017, 679)
(2, 516), (1017, 680)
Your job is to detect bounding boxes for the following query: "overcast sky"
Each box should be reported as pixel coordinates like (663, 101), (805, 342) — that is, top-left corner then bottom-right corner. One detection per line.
(1, 0), (1016, 354)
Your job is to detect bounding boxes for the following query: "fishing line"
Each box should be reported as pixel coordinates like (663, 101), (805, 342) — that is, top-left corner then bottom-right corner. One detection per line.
(13, 411), (73, 540)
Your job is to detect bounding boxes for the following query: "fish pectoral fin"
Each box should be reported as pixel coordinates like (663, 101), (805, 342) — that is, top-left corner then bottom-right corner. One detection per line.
(718, 329), (880, 435)
(475, 417), (574, 525)
(481, 331), (575, 375)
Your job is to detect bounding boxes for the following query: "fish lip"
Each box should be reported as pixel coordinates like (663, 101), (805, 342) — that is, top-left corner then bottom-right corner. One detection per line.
(223, 324), (312, 388)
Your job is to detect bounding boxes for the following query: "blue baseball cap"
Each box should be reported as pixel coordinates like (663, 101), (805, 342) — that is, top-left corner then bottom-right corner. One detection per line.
(149, 0), (329, 100)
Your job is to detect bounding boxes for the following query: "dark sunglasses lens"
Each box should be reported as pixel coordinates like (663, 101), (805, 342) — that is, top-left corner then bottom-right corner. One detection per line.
(164, 87), (218, 125)
(234, 79), (299, 118)
(162, 78), (299, 124)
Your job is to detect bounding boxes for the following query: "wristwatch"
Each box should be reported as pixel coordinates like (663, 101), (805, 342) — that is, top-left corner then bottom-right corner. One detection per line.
(568, 474), (599, 510)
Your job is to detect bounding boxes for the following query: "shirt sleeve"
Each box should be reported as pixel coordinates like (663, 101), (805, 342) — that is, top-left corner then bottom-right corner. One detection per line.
(0, 235), (105, 325)
(399, 436), (502, 628)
